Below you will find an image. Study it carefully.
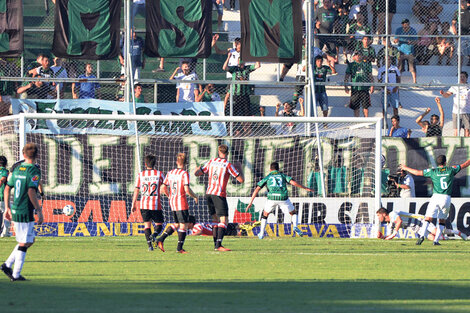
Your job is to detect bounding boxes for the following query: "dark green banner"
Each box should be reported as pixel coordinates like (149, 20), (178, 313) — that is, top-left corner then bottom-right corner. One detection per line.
(0, 0), (23, 57)
(145, 0), (212, 58)
(52, 0), (121, 59)
(240, 0), (302, 63)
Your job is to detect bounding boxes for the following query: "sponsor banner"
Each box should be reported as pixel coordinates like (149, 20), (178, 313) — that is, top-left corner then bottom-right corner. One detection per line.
(10, 98), (226, 136)
(53, 0), (121, 59)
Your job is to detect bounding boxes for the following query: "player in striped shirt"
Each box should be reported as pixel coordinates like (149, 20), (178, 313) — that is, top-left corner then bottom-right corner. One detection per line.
(131, 155), (165, 251)
(156, 153), (198, 253)
(376, 208), (467, 240)
(195, 144), (244, 251)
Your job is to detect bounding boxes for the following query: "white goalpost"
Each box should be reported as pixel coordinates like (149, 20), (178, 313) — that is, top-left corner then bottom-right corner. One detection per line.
(0, 113), (382, 238)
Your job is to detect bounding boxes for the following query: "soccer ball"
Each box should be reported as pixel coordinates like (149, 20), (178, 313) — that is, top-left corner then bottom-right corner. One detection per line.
(62, 205), (75, 216)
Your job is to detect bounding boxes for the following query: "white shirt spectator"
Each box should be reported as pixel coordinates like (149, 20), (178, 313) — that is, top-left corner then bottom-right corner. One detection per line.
(399, 174), (415, 198)
(175, 71), (198, 102)
(377, 65), (400, 93)
(447, 86), (470, 114)
(226, 48), (240, 78)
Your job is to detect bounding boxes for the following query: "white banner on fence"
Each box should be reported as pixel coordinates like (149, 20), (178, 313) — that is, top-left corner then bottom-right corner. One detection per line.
(10, 98), (227, 136)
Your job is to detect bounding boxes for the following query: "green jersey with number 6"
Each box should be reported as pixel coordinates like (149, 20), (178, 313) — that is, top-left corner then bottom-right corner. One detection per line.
(423, 165), (461, 195)
(257, 171), (292, 201)
(7, 162), (41, 223)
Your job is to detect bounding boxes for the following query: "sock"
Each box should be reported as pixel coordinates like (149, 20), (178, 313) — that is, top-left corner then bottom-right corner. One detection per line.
(152, 224), (163, 238)
(260, 217), (267, 236)
(212, 223), (218, 246)
(12, 246), (27, 279)
(434, 223), (445, 243)
(159, 225), (176, 242)
(291, 214), (299, 228)
(419, 220), (430, 238)
(144, 228), (152, 247)
(177, 230), (187, 251)
(215, 223), (226, 248)
(5, 244), (18, 268)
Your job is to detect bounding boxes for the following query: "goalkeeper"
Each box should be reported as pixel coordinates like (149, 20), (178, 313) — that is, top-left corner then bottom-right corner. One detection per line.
(376, 208), (467, 240)
(246, 162), (314, 239)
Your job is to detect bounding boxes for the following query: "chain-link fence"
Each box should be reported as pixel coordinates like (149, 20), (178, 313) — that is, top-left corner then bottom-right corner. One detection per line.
(3, 0), (470, 136)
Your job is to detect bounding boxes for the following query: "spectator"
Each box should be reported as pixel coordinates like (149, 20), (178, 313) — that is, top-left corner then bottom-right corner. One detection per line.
(292, 38), (311, 106)
(170, 61), (199, 103)
(115, 74), (125, 102)
(413, 0), (442, 24)
(72, 63), (100, 99)
(333, 5), (351, 61)
(416, 22), (438, 65)
(229, 0), (236, 10)
(19, 55), (55, 99)
(452, 0), (470, 65)
(377, 37), (401, 67)
(26, 54), (43, 74)
(151, 58), (165, 73)
(440, 71), (470, 136)
(196, 84), (221, 102)
(354, 36), (376, 64)
(388, 115), (411, 138)
(349, 0), (369, 22)
(132, 0), (145, 25)
(0, 59), (18, 115)
(213, 0), (225, 31)
(134, 83), (145, 103)
(314, 0), (338, 66)
(437, 22), (454, 65)
(415, 97), (444, 137)
(344, 51), (374, 117)
(396, 169), (416, 198)
(51, 57), (68, 98)
(394, 19), (418, 84)
(222, 53), (261, 116)
(347, 13), (371, 44)
(377, 56), (401, 116)
(275, 98), (305, 134)
(312, 55), (331, 117)
(374, 0), (396, 37)
(119, 29), (145, 79)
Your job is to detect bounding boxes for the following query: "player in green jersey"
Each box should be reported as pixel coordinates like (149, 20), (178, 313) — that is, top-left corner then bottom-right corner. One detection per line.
(0, 156), (9, 237)
(401, 155), (470, 245)
(1, 143), (42, 281)
(246, 162), (315, 239)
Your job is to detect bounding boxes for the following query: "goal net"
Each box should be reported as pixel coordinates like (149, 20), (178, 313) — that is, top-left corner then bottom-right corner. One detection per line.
(0, 113), (382, 238)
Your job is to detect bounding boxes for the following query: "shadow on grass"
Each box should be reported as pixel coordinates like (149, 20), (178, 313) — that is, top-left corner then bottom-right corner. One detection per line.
(1, 280), (469, 313)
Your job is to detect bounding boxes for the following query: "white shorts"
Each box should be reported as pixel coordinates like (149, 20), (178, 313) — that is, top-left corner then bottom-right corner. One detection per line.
(426, 194), (451, 219)
(14, 222), (35, 244)
(264, 199), (295, 215)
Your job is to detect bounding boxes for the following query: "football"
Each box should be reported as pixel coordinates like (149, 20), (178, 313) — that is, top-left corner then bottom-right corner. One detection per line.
(62, 205), (75, 216)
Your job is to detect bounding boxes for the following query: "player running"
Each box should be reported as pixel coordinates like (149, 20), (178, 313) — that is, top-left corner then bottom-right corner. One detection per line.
(195, 144), (244, 251)
(246, 162), (315, 239)
(1, 143), (42, 281)
(401, 155), (470, 245)
(156, 153), (198, 253)
(376, 208), (467, 240)
(131, 155), (165, 251)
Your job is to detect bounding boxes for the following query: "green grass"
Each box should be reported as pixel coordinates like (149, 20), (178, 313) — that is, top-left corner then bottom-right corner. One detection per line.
(1, 236), (470, 313)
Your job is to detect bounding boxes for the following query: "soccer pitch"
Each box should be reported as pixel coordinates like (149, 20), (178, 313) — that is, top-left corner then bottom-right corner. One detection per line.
(1, 236), (469, 313)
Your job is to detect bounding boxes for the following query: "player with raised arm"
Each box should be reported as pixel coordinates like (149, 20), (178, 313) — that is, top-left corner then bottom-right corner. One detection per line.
(376, 208), (467, 240)
(246, 162), (315, 239)
(156, 153), (198, 253)
(0, 156), (10, 237)
(131, 155), (165, 251)
(194, 144), (244, 251)
(1, 143), (42, 281)
(401, 155), (470, 245)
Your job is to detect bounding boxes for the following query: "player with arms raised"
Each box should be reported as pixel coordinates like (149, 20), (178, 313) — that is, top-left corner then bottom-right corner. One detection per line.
(401, 154), (470, 245)
(246, 162), (315, 239)
(156, 153), (198, 253)
(195, 144), (244, 251)
(376, 208), (467, 240)
(131, 155), (165, 251)
(1, 143), (42, 281)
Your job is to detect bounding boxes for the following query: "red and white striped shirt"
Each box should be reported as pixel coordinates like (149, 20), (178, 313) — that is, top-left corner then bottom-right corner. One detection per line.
(163, 168), (190, 211)
(190, 223), (213, 236)
(135, 169), (165, 211)
(201, 158), (239, 197)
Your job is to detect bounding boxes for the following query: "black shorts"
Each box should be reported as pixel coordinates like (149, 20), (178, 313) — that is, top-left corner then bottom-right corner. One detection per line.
(207, 195), (229, 217)
(173, 210), (190, 223)
(349, 90), (371, 110)
(141, 209), (164, 223)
